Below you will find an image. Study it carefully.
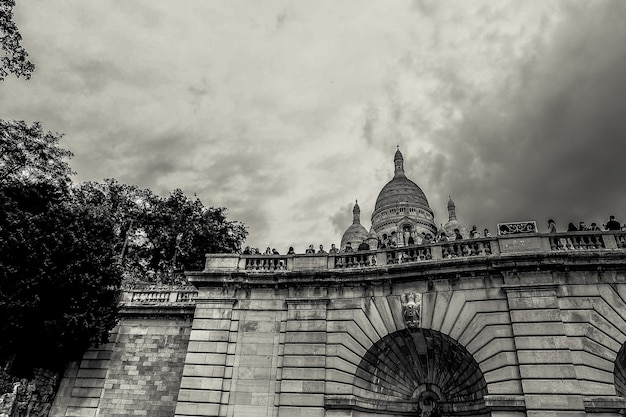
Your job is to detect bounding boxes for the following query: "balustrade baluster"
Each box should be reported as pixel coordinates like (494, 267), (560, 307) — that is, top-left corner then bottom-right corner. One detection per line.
(549, 237), (557, 251)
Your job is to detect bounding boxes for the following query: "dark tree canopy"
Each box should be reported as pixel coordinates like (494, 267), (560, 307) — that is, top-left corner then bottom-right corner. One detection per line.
(0, 119), (247, 373)
(0, 120), (72, 187)
(0, 121), (119, 372)
(75, 180), (247, 283)
(0, 0), (35, 80)
(0, 183), (121, 371)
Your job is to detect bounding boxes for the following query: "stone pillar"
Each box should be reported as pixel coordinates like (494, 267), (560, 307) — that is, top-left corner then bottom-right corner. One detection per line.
(225, 297), (284, 417)
(504, 276), (585, 417)
(175, 299), (236, 417)
(278, 297), (329, 417)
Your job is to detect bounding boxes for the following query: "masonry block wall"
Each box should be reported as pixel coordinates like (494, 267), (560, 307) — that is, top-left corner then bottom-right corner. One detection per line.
(51, 251), (626, 416)
(51, 315), (192, 417)
(177, 254), (626, 417)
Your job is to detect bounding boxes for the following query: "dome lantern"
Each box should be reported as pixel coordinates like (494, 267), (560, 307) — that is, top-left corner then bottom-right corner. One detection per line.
(394, 146), (405, 178)
(353, 200), (361, 224)
(447, 196), (457, 221)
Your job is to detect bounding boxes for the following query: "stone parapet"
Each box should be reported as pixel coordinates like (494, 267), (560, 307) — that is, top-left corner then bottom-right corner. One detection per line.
(51, 287), (194, 417)
(204, 231), (625, 274)
(119, 284), (197, 317)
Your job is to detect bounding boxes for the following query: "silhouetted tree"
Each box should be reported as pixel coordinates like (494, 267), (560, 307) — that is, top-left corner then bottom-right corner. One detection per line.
(75, 181), (247, 283)
(0, 0), (35, 80)
(0, 121), (119, 372)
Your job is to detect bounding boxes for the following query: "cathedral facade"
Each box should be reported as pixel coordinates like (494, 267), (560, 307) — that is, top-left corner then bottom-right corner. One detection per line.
(51, 150), (626, 417)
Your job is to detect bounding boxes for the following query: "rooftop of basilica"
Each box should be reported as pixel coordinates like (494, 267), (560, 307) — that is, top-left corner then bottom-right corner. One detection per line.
(205, 148), (626, 279)
(52, 148), (626, 417)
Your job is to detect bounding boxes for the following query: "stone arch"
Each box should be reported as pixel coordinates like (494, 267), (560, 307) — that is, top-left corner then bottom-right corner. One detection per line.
(351, 328), (489, 416)
(615, 342), (626, 397)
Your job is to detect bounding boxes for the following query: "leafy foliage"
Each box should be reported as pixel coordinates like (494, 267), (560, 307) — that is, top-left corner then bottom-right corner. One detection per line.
(75, 181), (247, 283)
(0, 120), (72, 187)
(0, 118), (247, 373)
(0, 183), (121, 371)
(0, 120), (119, 372)
(0, 0), (35, 80)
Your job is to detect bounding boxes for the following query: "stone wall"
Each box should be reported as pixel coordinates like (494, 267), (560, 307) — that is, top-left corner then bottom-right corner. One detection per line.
(50, 315), (192, 417)
(175, 247), (626, 417)
(49, 238), (626, 416)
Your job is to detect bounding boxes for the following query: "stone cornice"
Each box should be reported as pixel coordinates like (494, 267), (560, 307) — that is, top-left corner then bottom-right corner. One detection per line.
(187, 249), (626, 289)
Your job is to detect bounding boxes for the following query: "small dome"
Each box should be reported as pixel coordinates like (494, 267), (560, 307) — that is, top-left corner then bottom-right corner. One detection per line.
(442, 220), (470, 240)
(341, 223), (369, 249)
(341, 200), (369, 250)
(442, 196), (469, 239)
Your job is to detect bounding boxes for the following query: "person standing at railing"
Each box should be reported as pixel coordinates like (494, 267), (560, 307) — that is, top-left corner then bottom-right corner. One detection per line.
(590, 223), (601, 231)
(329, 244), (339, 254)
(606, 215), (621, 231)
(579, 222), (589, 231)
(470, 225), (480, 239)
(566, 223), (579, 250)
(483, 229), (491, 237)
(318, 245), (327, 254)
(547, 219), (557, 233)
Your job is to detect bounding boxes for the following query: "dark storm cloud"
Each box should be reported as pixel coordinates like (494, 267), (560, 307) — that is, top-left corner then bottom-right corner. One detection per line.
(330, 202), (354, 235)
(275, 10), (287, 30)
(410, 0), (438, 17)
(426, 1), (626, 231)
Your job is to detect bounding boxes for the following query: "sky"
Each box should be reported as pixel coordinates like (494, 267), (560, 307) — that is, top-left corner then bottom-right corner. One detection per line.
(2, 1), (626, 252)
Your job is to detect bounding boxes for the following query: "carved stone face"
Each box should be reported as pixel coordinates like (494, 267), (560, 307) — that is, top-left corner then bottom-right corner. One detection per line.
(419, 397), (435, 416)
(417, 393), (441, 417)
(402, 293), (422, 329)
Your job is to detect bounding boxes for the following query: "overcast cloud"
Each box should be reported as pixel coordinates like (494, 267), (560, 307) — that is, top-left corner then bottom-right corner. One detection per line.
(2, 1), (626, 251)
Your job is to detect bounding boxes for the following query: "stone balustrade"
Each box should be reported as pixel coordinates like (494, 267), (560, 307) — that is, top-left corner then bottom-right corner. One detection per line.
(245, 255), (289, 271)
(205, 231), (626, 272)
(120, 285), (197, 306)
(547, 231), (606, 251)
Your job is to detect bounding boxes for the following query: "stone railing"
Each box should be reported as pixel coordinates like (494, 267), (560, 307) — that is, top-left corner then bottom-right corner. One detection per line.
(244, 256), (289, 271)
(547, 231), (606, 251)
(441, 238), (492, 259)
(121, 285), (198, 305)
(204, 231), (626, 273)
(335, 252), (378, 268)
(384, 246), (433, 264)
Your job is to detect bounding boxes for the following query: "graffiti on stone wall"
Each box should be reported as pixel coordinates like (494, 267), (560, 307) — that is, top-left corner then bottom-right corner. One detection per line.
(401, 293), (422, 330)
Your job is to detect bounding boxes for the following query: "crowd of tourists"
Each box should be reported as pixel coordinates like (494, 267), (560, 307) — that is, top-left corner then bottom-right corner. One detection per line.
(548, 215), (625, 233)
(240, 215), (625, 256)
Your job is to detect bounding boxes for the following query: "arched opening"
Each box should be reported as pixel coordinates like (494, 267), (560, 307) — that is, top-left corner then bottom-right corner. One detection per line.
(614, 342), (626, 396)
(352, 329), (489, 416)
(401, 224), (413, 246)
